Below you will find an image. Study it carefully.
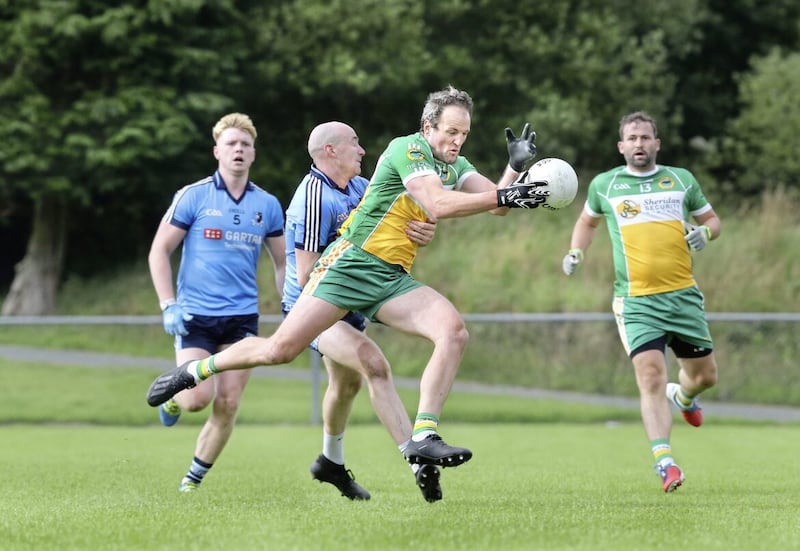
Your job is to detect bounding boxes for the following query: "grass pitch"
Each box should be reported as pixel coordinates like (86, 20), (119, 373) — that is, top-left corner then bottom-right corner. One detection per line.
(3, 360), (800, 549)
(2, 423), (799, 550)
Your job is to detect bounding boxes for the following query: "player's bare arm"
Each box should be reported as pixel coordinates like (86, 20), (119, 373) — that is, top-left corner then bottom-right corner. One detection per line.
(148, 222), (187, 303)
(693, 209), (721, 240)
(460, 171), (517, 216)
(263, 235), (286, 295)
(405, 173), (500, 220)
(295, 248), (322, 289)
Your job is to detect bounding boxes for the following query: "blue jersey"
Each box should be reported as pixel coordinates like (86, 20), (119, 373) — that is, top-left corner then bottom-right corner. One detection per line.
(164, 171), (284, 316)
(282, 165), (368, 311)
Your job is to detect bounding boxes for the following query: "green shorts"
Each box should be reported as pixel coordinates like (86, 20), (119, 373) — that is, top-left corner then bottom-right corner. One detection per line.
(612, 286), (714, 357)
(302, 239), (422, 321)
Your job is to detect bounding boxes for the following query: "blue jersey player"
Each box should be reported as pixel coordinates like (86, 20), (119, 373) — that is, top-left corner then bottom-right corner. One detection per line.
(148, 113), (285, 492)
(283, 121), (442, 502)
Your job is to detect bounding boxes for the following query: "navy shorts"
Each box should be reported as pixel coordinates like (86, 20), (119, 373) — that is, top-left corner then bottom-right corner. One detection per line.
(175, 313), (259, 354)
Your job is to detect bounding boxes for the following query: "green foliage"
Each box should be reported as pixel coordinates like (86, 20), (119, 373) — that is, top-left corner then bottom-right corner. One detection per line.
(257, 0), (431, 95)
(0, 1), (260, 271)
(408, 0), (705, 170)
(672, 0), (800, 151)
(0, 1), (798, 329)
(412, 188), (800, 313)
(37, 188), (800, 317)
(690, 189), (800, 309)
(0, 2), (250, 196)
(2, 1), (799, 284)
(243, 0), (436, 201)
(711, 49), (800, 196)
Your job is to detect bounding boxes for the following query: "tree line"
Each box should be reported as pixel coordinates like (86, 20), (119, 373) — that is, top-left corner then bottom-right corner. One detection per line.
(1, 0), (798, 313)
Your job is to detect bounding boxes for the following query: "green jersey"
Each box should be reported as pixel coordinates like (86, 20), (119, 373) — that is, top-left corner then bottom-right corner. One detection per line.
(338, 132), (476, 272)
(585, 165), (711, 297)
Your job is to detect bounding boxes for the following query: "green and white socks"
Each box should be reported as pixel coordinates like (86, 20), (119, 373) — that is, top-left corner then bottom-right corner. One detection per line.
(186, 356), (218, 382)
(651, 438), (675, 467)
(411, 412), (439, 441)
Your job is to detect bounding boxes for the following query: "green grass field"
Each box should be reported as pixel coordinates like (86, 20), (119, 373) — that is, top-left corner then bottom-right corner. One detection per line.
(3, 361), (800, 550)
(3, 424), (799, 550)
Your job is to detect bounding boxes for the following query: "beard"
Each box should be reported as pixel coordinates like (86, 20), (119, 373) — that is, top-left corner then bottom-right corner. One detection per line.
(627, 151), (653, 168)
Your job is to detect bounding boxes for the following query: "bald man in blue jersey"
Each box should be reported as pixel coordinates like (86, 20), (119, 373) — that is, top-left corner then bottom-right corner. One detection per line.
(284, 121), (442, 502)
(148, 113), (286, 492)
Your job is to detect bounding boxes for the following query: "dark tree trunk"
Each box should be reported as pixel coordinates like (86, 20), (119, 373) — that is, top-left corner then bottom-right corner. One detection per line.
(2, 194), (67, 315)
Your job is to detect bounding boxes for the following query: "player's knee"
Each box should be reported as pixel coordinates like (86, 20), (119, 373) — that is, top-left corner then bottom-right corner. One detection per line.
(699, 360), (719, 388)
(342, 377), (362, 398)
(329, 372), (362, 399)
(182, 400), (209, 413)
(262, 337), (303, 365)
(637, 375), (665, 395)
(684, 355), (718, 390)
(350, 339), (392, 382)
(361, 355), (391, 382)
(448, 324), (470, 352)
(633, 362), (667, 393)
(212, 394), (241, 418)
(268, 350), (295, 364)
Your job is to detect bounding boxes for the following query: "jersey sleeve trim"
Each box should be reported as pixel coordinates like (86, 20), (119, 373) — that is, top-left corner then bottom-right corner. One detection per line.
(302, 177), (327, 253)
(456, 170), (478, 190)
(689, 203), (712, 217)
(169, 219), (191, 231)
(583, 200), (601, 218)
(402, 169), (438, 186)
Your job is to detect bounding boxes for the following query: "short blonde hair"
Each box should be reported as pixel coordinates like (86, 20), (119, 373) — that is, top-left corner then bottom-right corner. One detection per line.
(212, 112), (257, 142)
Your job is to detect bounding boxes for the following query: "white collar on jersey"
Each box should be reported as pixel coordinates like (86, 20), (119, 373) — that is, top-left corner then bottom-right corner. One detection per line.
(624, 165), (660, 177)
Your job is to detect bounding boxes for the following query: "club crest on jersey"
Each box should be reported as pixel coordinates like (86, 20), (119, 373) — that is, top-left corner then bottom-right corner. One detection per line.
(616, 199), (641, 219)
(658, 177), (675, 190)
(436, 163), (453, 185)
(406, 147), (425, 162)
(251, 212), (263, 226)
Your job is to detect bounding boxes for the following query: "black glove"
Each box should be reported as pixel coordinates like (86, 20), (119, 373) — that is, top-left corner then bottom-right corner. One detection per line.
(497, 181), (547, 208)
(505, 123), (537, 172)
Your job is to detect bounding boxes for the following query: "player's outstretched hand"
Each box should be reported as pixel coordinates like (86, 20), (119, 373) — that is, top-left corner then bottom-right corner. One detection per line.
(505, 123), (537, 172)
(162, 303), (193, 336)
(562, 248), (584, 275)
(496, 181), (546, 208)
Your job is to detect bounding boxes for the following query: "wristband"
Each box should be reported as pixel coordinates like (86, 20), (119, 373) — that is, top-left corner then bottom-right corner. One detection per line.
(701, 225), (712, 241)
(159, 298), (177, 312)
(568, 248), (584, 262)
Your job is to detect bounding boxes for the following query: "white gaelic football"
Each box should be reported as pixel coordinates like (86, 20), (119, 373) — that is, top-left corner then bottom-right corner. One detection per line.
(523, 158), (578, 210)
